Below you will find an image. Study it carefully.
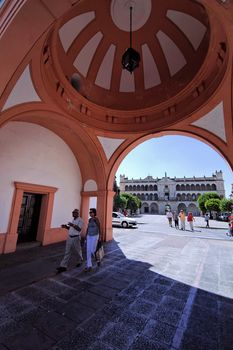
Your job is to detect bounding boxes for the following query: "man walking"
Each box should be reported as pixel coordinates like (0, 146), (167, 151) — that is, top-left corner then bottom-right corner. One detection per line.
(204, 213), (210, 228)
(56, 209), (84, 273)
(166, 210), (173, 227)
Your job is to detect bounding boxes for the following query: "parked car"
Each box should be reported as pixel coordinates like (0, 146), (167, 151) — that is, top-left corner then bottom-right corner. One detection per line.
(217, 212), (230, 222)
(112, 212), (137, 228)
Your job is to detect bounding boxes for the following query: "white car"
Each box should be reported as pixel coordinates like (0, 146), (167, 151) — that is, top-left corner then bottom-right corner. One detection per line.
(112, 212), (137, 228)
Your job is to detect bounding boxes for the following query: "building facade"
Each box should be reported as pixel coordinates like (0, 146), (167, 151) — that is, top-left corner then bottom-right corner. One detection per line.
(120, 171), (225, 215)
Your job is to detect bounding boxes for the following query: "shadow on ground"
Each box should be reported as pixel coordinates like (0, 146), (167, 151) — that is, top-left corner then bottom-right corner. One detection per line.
(0, 239), (232, 349)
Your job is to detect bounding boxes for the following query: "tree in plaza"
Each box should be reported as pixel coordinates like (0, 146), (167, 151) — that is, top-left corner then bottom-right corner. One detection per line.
(113, 194), (127, 212)
(121, 193), (141, 214)
(220, 198), (233, 212)
(197, 192), (221, 214)
(205, 198), (221, 217)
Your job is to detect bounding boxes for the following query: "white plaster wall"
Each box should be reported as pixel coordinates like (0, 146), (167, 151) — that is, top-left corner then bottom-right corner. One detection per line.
(0, 122), (82, 232)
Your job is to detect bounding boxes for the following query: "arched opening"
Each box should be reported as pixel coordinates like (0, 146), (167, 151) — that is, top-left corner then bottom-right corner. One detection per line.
(110, 134), (232, 236)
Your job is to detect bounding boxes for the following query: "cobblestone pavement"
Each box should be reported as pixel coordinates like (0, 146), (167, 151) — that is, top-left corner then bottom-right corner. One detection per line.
(0, 215), (232, 349)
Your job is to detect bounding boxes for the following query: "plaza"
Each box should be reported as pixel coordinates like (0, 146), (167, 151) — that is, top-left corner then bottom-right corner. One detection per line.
(0, 215), (232, 349)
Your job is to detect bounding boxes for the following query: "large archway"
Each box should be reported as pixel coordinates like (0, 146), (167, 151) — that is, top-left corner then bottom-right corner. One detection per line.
(108, 133), (232, 239)
(1, 0), (233, 249)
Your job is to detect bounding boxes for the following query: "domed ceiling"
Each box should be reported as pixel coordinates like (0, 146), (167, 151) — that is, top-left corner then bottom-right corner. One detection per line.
(52, 0), (210, 110)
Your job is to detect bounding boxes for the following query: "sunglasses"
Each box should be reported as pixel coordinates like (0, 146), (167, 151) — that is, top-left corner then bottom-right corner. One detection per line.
(89, 211), (94, 214)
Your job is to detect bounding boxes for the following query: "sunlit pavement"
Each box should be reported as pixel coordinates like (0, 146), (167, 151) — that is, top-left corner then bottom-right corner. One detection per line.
(0, 214), (232, 349)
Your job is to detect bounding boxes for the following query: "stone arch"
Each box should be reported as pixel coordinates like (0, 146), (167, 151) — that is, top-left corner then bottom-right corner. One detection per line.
(150, 203), (159, 214)
(181, 193), (186, 201)
(141, 202), (149, 214)
(187, 203), (200, 216)
(177, 203), (187, 213)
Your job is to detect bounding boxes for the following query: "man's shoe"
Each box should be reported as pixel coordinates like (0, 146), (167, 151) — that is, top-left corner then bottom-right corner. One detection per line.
(56, 266), (67, 273)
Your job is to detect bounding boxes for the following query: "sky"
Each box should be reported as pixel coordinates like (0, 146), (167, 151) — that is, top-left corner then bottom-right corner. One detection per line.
(116, 135), (233, 198)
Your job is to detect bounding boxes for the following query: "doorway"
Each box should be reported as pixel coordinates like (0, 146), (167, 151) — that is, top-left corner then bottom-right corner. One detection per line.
(17, 192), (42, 243)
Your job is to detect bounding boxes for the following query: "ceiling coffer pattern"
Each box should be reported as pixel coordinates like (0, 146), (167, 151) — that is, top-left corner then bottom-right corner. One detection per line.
(57, 0), (208, 110)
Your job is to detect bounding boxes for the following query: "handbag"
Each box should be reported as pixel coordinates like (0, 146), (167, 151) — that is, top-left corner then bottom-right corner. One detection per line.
(95, 241), (104, 263)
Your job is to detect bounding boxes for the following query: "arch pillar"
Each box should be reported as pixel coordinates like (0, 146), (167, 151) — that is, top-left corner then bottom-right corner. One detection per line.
(97, 190), (115, 242)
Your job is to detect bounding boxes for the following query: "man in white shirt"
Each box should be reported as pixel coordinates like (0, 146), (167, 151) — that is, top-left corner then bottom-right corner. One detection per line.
(56, 209), (84, 273)
(166, 210), (173, 227)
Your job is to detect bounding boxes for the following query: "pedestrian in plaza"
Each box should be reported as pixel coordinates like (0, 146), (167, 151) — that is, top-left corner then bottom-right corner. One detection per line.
(226, 213), (233, 236)
(85, 208), (101, 272)
(173, 211), (179, 229)
(166, 210), (173, 227)
(179, 209), (186, 230)
(204, 213), (210, 228)
(187, 212), (195, 231)
(56, 209), (84, 273)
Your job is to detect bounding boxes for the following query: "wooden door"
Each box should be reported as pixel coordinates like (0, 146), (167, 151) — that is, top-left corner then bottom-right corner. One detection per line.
(17, 193), (42, 243)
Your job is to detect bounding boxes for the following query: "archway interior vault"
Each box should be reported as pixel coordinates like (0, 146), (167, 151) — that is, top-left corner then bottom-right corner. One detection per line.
(0, 0), (233, 246)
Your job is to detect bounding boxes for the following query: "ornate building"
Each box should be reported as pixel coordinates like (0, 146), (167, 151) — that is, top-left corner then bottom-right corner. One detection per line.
(120, 171), (225, 215)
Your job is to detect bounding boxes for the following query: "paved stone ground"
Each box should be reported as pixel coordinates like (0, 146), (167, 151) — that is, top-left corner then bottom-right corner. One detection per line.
(0, 215), (232, 349)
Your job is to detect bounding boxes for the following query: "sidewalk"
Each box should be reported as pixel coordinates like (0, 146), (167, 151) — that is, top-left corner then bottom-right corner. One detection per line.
(0, 219), (233, 349)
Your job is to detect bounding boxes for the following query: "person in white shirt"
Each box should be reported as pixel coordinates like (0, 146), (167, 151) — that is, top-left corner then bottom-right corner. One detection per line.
(166, 210), (173, 227)
(56, 209), (84, 273)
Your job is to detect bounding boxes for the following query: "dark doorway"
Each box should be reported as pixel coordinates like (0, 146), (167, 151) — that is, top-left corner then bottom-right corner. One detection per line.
(144, 207), (149, 213)
(17, 193), (42, 243)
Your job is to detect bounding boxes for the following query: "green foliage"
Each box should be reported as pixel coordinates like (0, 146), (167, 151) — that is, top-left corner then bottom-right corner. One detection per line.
(220, 198), (233, 212)
(121, 193), (141, 213)
(205, 198), (221, 212)
(197, 192), (221, 213)
(113, 194), (127, 211)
